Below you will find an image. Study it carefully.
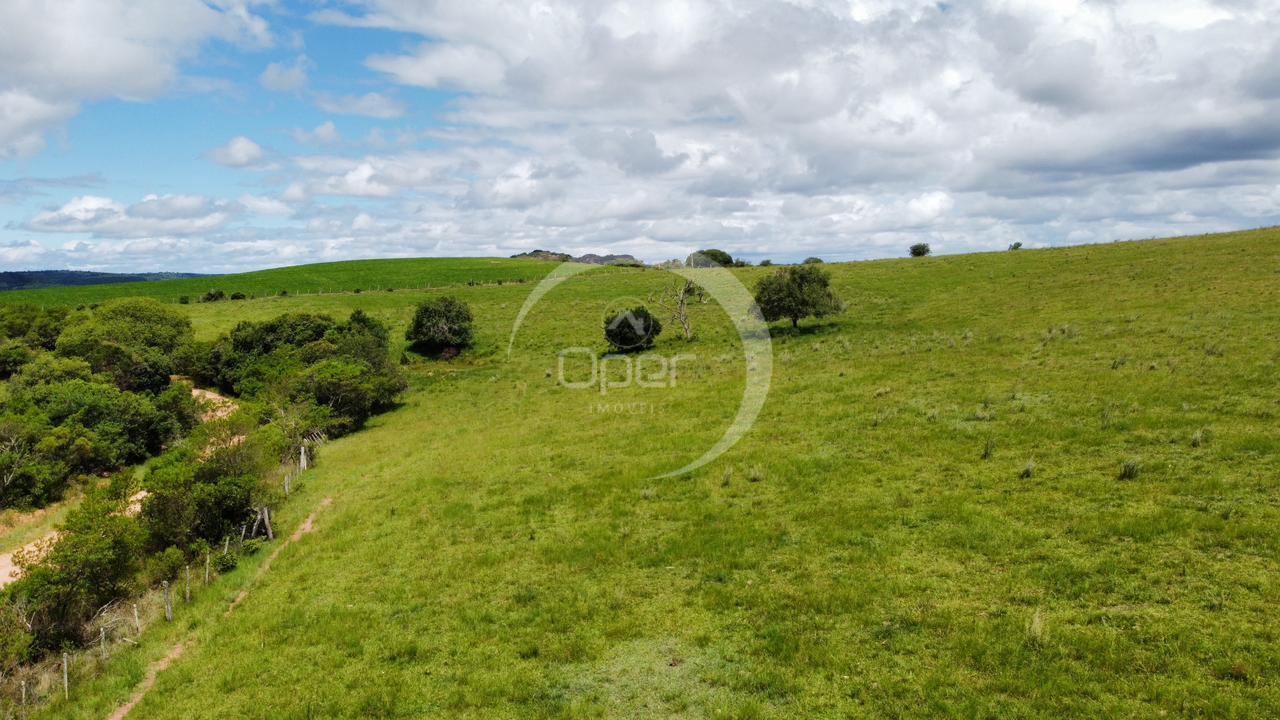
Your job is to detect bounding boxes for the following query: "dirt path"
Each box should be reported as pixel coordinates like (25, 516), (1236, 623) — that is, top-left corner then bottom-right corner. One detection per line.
(108, 497), (334, 719)
(105, 642), (188, 720)
(0, 532), (57, 589)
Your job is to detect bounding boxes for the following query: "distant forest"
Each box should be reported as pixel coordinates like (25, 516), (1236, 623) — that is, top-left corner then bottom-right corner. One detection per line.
(0, 270), (209, 292)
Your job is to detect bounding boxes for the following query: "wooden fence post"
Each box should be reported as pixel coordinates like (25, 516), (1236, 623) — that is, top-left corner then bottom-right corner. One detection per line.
(162, 581), (173, 621)
(185, 565), (191, 603)
(205, 552), (211, 584)
(100, 626), (107, 659)
(133, 603), (141, 635)
(264, 506), (274, 541)
(62, 653), (69, 700)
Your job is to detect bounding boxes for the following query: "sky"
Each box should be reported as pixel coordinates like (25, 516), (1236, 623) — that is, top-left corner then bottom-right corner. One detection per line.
(2, 0), (1280, 273)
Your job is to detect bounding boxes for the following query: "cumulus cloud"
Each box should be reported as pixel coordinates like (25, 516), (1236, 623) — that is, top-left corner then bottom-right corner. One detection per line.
(0, 0), (272, 158)
(314, 92), (406, 119)
(293, 121), (341, 145)
(208, 136), (266, 167)
(260, 55), (310, 92)
(23, 194), (230, 237)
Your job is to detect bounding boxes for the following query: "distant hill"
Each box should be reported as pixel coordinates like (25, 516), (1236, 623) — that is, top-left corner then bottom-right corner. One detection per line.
(0, 270), (209, 292)
(510, 249), (643, 266)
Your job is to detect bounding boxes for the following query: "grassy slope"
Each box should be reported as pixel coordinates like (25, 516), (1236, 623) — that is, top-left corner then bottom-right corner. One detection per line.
(39, 230), (1280, 718)
(0, 257), (550, 306)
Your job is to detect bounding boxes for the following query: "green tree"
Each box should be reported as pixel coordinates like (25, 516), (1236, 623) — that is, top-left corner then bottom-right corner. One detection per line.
(909, 243), (932, 257)
(687, 249), (734, 267)
(753, 265), (844, 328)
(406, 297), (474, 356)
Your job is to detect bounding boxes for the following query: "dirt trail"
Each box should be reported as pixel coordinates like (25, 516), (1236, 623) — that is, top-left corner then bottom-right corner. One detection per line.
(227, 497), (332, 615)
(108, 497), (334, 719)
(105, 643), (188, 720)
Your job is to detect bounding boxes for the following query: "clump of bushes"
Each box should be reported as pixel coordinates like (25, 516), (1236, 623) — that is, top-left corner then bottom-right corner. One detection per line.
(604, 306), (662, 352)
(406, 297), (474, 358)
(201, 289), (226, 303)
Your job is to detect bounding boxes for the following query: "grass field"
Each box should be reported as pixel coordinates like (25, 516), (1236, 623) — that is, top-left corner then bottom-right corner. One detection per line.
(12, 229), (1280, 718)
(0, 257), (550, 307)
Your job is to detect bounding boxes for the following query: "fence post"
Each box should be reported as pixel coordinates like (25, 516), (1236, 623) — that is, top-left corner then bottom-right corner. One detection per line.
(162, 581), (173, 621)
(205, 552), (211, 584)
(133, 603), (141, 635)
(101, 626), (107, 659)
(264, 506), (274, 541)
(185, 565), (191, 603)
(62, 653), (69, 700)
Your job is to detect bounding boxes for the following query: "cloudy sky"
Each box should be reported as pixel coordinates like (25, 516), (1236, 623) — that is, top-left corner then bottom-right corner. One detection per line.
(2, 0), (1279, 272)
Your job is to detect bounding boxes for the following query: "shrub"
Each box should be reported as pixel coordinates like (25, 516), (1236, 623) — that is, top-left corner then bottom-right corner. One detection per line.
(909, 243), (932, 257)
(201, 289), (226, 303)
(759, 259), (774, 267)
(1019, 459), (1036, 479)
(604, 306), (662, 352)
(213, 552), (238, 573)
(178, 295), (191, 304)
(687, 249), (734, 267)
(406, 297), (474, 356)
(0, 340), (33, 379)
(753, 265), (844, 328)
(230, 291), (247, 300)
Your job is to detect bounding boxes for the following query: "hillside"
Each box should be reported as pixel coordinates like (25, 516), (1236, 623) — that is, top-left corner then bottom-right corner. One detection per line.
(0, 270), (208, 292)
(18, 229), (1280, 718)
(0, 257), (552, 306)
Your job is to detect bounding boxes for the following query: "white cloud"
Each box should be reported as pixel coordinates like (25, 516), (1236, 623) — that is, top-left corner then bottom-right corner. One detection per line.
(208, 136), (266, 167)
(260, 55), (310, 92)
(314, 92), (406, 119)
(24, 194), (230, 237)
(293, 121), (341, 145)
(0, 0), (272, 158)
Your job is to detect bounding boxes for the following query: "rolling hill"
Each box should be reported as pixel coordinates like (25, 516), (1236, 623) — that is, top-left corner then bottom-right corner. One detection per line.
(13, 228), (1280, 718)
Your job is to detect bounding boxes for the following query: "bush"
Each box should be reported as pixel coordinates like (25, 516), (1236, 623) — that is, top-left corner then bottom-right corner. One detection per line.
(753, 265), (844, 328)
(201, 289), (226, 303)
(406, 297), (474, 356)
(178, 295), (191, 304)
(687, 249), (734, 267)
(214, 552), (238, 573)
(0, 340), (33, 379)
(759, 259), (773, 267)
(604, 306), (662, 352)
(230, 291), (247, 300)
(909, 243), (932, 257)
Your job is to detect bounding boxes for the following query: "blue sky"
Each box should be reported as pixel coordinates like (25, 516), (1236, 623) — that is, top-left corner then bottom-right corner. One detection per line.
(2, 0), (1279, 272)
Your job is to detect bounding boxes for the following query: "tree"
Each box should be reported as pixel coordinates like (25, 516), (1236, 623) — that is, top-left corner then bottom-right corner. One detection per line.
(406, 297), (474, 356)
(753, 265), (844, 328)
(1008, 242), (1023, 251)
(651, 279), (708, 341)
(803, 257), (824, 264)
(604, 306), (662, 352)
(909, 243), (931, 257)
(759, 259), (774, 267)
(686, 249), (734, 267)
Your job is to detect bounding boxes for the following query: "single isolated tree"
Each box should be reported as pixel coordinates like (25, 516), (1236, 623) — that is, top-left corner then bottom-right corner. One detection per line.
(651, 279), (708, 341)
(406, 296), (474, 357)
(753, 265), (844, 329)
(909, 243), (931, 257)
(686, 249), (734, 267)
(604, 306), (663, 352)
(1008, 242), (1023, 251)
(803, 257), (824, 264)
